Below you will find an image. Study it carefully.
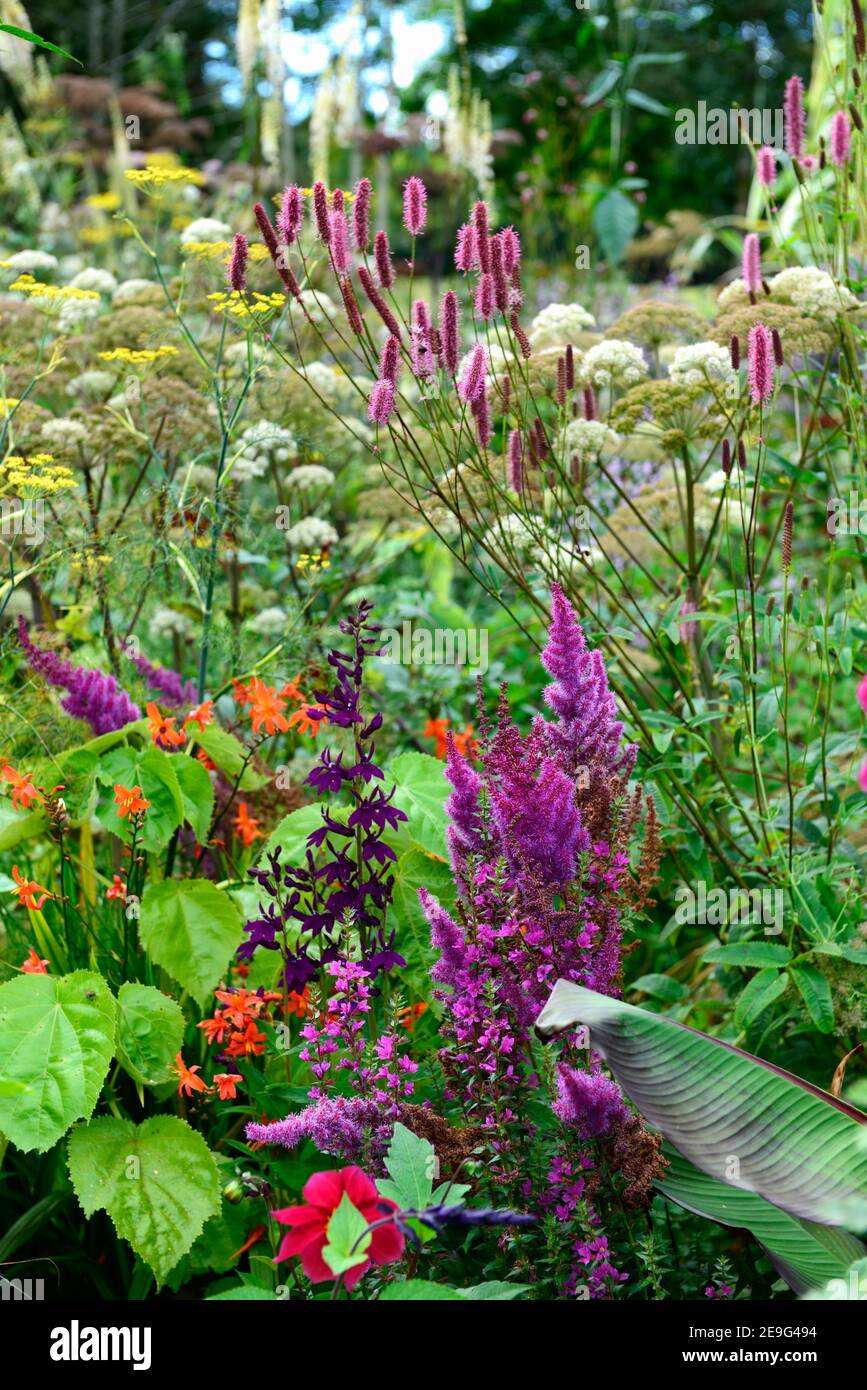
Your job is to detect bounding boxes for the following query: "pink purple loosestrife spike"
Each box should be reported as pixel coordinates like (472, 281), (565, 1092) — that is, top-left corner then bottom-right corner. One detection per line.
(17, 618), (140, 735)
(402, 176), (427, 236)
(122, 642), (197, 707)
(747, 322), (774, 404)
(830, 110), (852, 167)
(784, 75), (806, 158)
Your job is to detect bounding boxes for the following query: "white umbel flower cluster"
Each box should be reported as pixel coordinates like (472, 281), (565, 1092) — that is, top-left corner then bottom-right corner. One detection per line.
(528, 301), (596, 351)
(767, 267), (860, 319)
(668, 341), (736, 387)
(287, 464), (335, 491)
(69, 268), (118, 295)
(179, 217), (233, 245)
(2, 249), (58, 274)
(581, 339), (647, 388)
(66, 370), (115, 398)
(560, 417), (621, 463)
(247, 606), (289, 636)
(232, 421), (296, 483)
(149, 607), (194, 641)
(284, 516), (338, 550)
(40, 418), (88, 448)
(58, 296), (101, 333)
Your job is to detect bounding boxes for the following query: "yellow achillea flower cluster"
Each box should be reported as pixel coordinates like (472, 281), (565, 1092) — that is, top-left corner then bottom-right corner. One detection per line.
(7, 274), (100, 303)
(296, 551), (331, 573)
(0, 453), (77, 494)
(71, 550), (112, 576)
(0, 398), (21, 416)
(124, 168), (205, 188)
(86, 192), (122, 211)
(207, 290), (285, 319)
(98, 346), (179, 365)
(183, 241), (270, 262)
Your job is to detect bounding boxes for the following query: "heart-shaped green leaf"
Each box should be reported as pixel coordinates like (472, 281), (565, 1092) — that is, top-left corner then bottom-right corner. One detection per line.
(138, 878), (242, 1006)
(116, 982), (185, 1087)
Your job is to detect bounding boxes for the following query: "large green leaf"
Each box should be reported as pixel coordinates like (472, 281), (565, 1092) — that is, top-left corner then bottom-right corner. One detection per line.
(94, 745), (184, 851)
(138, 879), (242, 1006)
(0, 971), (116, 1153)
(388, 752), (449, 859)
(191, 725), (266, 790)
(0, 801), (47, 850)
(172, 755), (215, 843)
(116, 983), (185, 1087)
(387, 850), (454, 981)
(657, 1146), (865, 1295)
(536, 980), (867, 1228)
(593, 187), (639, 265)
(67, 1115), (221, 1286)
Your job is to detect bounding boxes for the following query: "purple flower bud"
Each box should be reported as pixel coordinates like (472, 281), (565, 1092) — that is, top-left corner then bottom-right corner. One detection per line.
(227, 233), (248, 291)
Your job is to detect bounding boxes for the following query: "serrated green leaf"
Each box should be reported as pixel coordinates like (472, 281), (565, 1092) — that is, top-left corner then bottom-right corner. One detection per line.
(378, 1122), (437, 1210)
(734, 968), (788, 1029)
(67, 1115), (221, 1286)
(172, 755), (215, 843)
(389, 752), (449, 859)
(322, 1192), (371, 1276)
(0, 971), (116, 1152)
(191, 725), (266, 790)
(790, 964), (834, 1034)
(138, 879), (242, 1006)
(94, 745), (184, 851)
(116, 982), (185, 1087)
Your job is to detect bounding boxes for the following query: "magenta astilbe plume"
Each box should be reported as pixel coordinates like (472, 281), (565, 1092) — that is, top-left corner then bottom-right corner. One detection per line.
(553, 1064), (627, 1139)
(226, 233), (248, 292)
(123, 643), (197, 706)
(419, 886), (467, 988)
(458, 343), (487, 403)
(330, 209), (351, 272)
(312, 180), (331, 243)
(747, 322), (774, 404)
(352, 177), (372, 251)
(757, 145), (777, 187)
(245, 1094), (389, 1163)
(277, 184), (303, 243)
(18, 618), (140, 735)
(742, 233), (762, 295)
(443, 732), (485, 870)
(367, 378), (396, 425)
(830, 110), (852, 167)
(439, 290), (460, 373)
(473, 200), (491, 272)
(539, 583), (635, 776)
(455, 222), (478, 273)
(374, 229), (394, 288)
(492, 754), (588, 889)
(402, 176), (427, 236)
(500, 226), (521, 277)
(784, 75), (806, 158)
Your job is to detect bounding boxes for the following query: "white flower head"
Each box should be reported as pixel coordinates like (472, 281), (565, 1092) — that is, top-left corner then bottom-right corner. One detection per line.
(247, 606), (289, 636)
(581, 339), (647, 388)
(528, 301), (596, 351)
(287, 464), (335, 490)
(69, 268), (117, 295)
(668, 341), (736, 388)
(768, 266), (859, 319)
(2, 249), (58, 274)
(284, 516), (338, 550)
(179, 216), (233, 245)
(560, 417), (621, 463)
(148, 607), (194, 641)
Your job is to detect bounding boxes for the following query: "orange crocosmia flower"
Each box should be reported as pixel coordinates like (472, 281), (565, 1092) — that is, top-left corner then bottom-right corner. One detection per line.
(183, 699), (214, 732)
(212, 1073), (242, 1100)
(214, 987), (262, 1025)
(280, 674), (306, 703)
(285, 987), (310, 1017)
(452, 723), (478, 760)
(198, 1012), (230, 1045)
(227, 1224), (267, 1262)
(246, 678), (290, 737)
(1, 765), (42, 813)
(397, 1001), (429, 1032)
(114, 783), (151, 818)
(10, 865), (52, 910)
(233, 801), (262, 847)
(422, 716), (450, 759)
(286, 704), (327, 737)
(226, 1020), (267, 1057)
(106, 874), (126, 902)
(231, 677), (254, 707)
(146, 701), (186, 749)
(196, 749), (217, 771)
(173, 1052), (210, 1098)
(21, 945), (49, 974)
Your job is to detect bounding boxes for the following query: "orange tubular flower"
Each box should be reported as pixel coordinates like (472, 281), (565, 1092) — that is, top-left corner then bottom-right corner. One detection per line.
(183, 699), (214, 732)
(106, 874), (126, 902)
(452, 723), (478, 760)
(285, 987), (310, 1017)
(114, 783), (151, 819)
(232, 677), (254, 707)
(246, 678), (290, 737)
(1, 765), (42, 813)
(21, 945), (49, 974)
(173, 1052), (210, 1098)
(146, 701), (186, 749)
(280, 674), (306, 703)
(197, 1013), (230, 1045)
(212, 1073), (242, 1100)
(11, 865), (52, 910)
(422, 717), (450, 759)
(397, 1001), (429, 1032)
(233, 801), (262, 847)
(226, 1020), (266, 1057)
(196, 749), (217, 771)
(214, 987), (262, 1026)
(286, 704), (327, 737)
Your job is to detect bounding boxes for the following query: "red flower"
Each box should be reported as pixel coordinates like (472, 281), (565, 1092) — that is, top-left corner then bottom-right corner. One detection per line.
(226, 1020), (266, 1057)
(146, 701), (186, 750)
(106, 874), (126, 902)
(21, 945), (49, 974)
(173, 1051), (209, 1097)
(233, 801), (262, 847)
(183, 699), (214, 732)
(212, 1072), (242, 1100)
(272, 1167), (404, 1290)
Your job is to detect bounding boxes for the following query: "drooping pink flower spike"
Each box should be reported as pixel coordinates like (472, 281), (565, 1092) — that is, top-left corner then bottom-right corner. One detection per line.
(742, 233), (762, 296)
(830, 111), (852, 168)
(784, 75), (806, 159)
(402, 176), (428, 236)
(757, 145), (777, 187)
(747, 322), (774, 404)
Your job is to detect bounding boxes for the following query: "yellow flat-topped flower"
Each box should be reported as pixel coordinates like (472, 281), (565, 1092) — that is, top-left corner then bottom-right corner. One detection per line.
(124, 167), (205, 188)
(7, 274), (100, 302)
(98, 346), (179, 365)
(0, 454), (77, 494)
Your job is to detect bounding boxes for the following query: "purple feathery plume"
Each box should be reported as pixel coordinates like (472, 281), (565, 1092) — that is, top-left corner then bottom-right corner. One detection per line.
(17, 618), (140, 735)
(474, 271), (495, 321)
(246, 1094), (390, 1163)
(122, 643), (197, 707)
(553, 1064), (628, 1139)
(418, 887), (467, 987)
(458, 343), (487, 404)
(454, 222), (478, 273)
(443, 731), (485, 865)
(491, 754), (588, 889)
(368, 378), (396, 425)
(500, 226), (521, 277)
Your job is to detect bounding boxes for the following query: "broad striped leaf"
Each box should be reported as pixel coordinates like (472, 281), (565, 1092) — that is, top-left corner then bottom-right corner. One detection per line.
(536, 980), (867, 1228)
(657, 1145), (865, 1295)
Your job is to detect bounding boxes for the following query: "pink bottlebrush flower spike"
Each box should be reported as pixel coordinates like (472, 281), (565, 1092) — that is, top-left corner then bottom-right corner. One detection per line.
(742, 233), (762, 295)
(830, 111), (852, 168)
(227, 233), (248, 292)
(500, 226), (521, 277)
(374, 229), (394, 288)
(312, 181), (331, 243)
(352, 178), (372, 251)
(756, 145), (777, 187)
(474, 272), (495, 321)
(747, 323), (774, 404)
(454, 222), (477, 273)
(507, 429), (524, 491)
(439, 290), (460, 374)
(368, 378), (396, 425)
(378, 335), (401, 386)
(784, 75), (806, 159)
(402, 176), (428, 236)
(330, 209), (351, 273)
(278, 185), (303, 244)
(473, 200), (491, 272)
(458, 343), (487, 403)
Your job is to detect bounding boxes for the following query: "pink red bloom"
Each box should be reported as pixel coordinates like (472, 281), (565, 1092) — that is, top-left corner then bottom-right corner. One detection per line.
(272, 1166), (404, 1290)
(830, 110), (852, 168)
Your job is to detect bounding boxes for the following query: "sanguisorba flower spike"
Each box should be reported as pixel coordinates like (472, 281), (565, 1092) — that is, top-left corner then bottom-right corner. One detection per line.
(784, 74), (806, 159)
(747, 322), (774, 404)
(402, 176), (428, 237)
